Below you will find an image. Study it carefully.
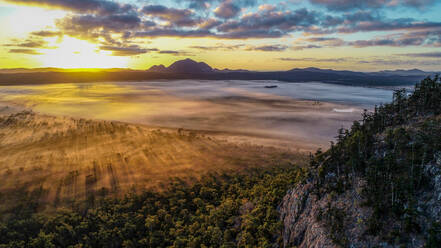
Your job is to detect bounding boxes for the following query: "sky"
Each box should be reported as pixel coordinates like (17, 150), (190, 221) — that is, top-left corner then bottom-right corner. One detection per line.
(0, 0), (440, 71)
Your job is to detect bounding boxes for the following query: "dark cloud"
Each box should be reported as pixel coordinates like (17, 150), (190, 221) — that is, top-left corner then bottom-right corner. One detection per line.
(198, 19), (222, 30)
(398, 52), (441, 58)
(301, 37), (345, 46)
(246, 44), (289, 51)
(8, 49), (43, 55)
(337, 20), (441, 33)
(5, 39), (48, 48)
(5, 0), (134, 14)
(309, 0), (436, 11)
(30, 31), (63, 37)
(291, 44), (322, 50)
(349, 35), (427, 47)
(99, 45), (155, 56)
(181, 0), (256, 10)
(278, 57), (348, 62)
(142, 5), (199, 27)
(56, 14), (142, 42)
(189, 44), (245, 50)
(183, 0), (216, 10)
(218, 8), (319, 34)
(361, 58), (441, 66)
(135, 29), (213, 38)
(279, 56), (441, 68)
(214, 0), (241, 19)
(158, 50), (193, 56)
(219, 30), (285, 39)
(4, 38), (57, 50)
(213, 7), (321, 39)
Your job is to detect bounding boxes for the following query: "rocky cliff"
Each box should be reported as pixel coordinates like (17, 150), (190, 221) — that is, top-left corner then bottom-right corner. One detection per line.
(280, 155), (441, 247)
(280, 76), (441, 247)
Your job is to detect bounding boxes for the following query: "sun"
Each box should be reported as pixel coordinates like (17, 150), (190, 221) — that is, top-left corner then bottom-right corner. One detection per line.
(37, 36), (129, 69)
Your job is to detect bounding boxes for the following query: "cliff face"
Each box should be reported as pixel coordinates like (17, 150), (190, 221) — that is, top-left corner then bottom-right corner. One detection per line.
(280, 76), (441, 247)
(280, 181), (334, 248)
(280, 155), (441, 247)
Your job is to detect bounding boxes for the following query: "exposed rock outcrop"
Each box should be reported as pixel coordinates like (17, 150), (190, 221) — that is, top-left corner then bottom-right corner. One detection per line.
(280, 154), (441, 248)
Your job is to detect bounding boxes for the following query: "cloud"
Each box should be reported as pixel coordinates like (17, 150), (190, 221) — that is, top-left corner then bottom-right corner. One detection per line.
(278, 57), (348, 62)
(300, 37), (345, 46)
(55, 14), (142, 42)
(246, 44), (289, 51)
(99, 45), (155, 56)
(142, 5), (199, 27)
(218, 8), (319, 34)
(214, 0), (241, 19)
(5, 0), (134, 14)
(158, 50), (193, 56)
(291, 44), (322, 50)
(398, 52), (441, 58)
(363, 58), (441, 66)
(351, 38), (425, 47)
(135, 29), (213, 38)
(189, 43), (245, 50)
(59, 14), (141, 33)
(5, 39), (48, 48)
(30, 31), (63, 37)
(4, 38), (57, 50)
(309, 0), (437, 11)
(198, 19), (222, 30)
(279, 56), (441, 67)
(8, 49), (43, 55)
(5, 0), (441, 60)
(183, 0), (216, 10)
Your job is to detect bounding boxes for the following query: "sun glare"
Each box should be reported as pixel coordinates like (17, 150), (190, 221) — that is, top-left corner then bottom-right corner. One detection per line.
(38, 36), (129, 68)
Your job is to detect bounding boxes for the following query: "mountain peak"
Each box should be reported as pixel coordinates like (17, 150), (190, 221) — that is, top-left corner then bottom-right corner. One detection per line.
(147, 58), (213, 74)
(147, 64), (167, 72)
(168, 58), (213, 73)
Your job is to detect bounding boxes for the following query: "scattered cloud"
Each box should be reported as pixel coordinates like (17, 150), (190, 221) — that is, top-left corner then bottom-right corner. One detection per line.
(397, 52), (441, 58)
(214, 0), (241, 19)
(189, 44), (245, 50)
(158, 50), (194, 56)
(142, 5), (200, 27)
(99, 45), (154, 56)
(4, 0), (134, 14)
(246, 45), (289, 52)
(3, 0), (441, 65)
(278, 57), (349, 63)
(309, 0), (437, 11)
(8, 48), (43, 55)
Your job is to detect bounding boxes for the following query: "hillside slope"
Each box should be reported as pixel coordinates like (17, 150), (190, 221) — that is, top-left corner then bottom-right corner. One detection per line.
(0, 112), (306, 248)
(280, 76), (441, 247)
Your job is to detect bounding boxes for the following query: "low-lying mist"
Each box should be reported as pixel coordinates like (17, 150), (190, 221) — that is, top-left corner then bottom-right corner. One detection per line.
(0, 80), (394, 150)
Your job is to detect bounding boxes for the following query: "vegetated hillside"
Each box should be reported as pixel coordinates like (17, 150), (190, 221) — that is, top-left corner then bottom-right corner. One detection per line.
(0, 164), (307, 248)
(0, 111), (308, 248)
(280, 76), (441, 247)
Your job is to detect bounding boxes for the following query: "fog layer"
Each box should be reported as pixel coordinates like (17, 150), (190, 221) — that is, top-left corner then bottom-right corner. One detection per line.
(0, 80), (394, 150)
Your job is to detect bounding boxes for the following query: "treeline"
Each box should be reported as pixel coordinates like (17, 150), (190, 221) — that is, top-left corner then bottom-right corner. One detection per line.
(0, 165), (306, 248)
(310, 76), (441, 245)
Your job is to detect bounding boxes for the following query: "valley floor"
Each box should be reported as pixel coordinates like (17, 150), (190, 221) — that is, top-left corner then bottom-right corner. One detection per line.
(0, 109), (306, 213)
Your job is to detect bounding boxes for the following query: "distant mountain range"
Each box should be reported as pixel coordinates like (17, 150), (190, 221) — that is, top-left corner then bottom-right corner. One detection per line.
(0, 58), (438, 86)
(144, 59), (438, 86)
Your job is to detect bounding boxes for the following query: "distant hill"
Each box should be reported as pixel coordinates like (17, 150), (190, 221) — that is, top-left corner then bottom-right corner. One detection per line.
(147, 58), (213, 74)
(147, 65), (168, 73)
(370, 68), (436, 77)
(0, 58), (438, 86)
